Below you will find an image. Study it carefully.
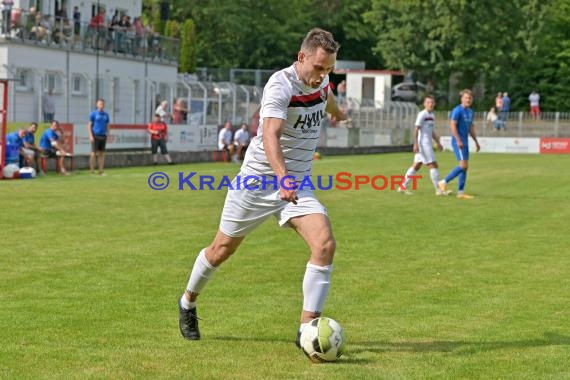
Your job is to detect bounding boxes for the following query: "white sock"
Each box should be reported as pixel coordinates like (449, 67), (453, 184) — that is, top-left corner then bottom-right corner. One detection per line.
(403, 167), (416, 189)
(430, 168), (440, 190)
(180, 295), (195, 310)
(302, 263), (333, 314)
(184, 249), (216, 302)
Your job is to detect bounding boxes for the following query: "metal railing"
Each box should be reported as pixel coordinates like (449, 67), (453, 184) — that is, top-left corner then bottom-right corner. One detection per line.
(176, 75), (263, 127)
(1, 11), (179, 64)
(433, 111), (570, 138)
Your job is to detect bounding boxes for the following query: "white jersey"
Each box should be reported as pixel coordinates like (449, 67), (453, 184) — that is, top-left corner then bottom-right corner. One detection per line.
(413, 109), (437, 164)
(234, 129), (249, 145)
(415, 109), (435, 146)
(242, 63), (330, 182)
(218, 128), (232, 149)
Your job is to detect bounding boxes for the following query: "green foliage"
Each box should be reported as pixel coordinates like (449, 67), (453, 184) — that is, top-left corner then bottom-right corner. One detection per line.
(180, 19), (197, 73)
(140, 0), (570, 110)
(163, 20), (172, 38)
(151, 2), (164, 35)
(366, 0), (570, 110)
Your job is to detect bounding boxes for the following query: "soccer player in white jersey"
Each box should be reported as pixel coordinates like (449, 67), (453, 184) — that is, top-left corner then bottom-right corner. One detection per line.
(178, 28), (348, 346)
(397, 95), (448, 195)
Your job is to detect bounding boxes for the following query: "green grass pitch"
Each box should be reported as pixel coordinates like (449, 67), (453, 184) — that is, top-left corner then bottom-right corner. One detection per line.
(1, 152), (569, 379)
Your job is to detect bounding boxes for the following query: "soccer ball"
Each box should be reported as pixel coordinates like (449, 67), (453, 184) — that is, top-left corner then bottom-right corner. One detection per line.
(2, 164), (20, 179)
(313, 152), (321, 160)
(299, 317), (345, 363)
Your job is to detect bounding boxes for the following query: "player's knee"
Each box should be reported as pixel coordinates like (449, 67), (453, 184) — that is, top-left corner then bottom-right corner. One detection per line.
(207, 239), (240, 266)
(313, 236), (336, 263)
(460, 161), (469, 170)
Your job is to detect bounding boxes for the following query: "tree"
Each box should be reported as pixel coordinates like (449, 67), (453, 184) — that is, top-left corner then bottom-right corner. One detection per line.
(179, 19), (197, 73)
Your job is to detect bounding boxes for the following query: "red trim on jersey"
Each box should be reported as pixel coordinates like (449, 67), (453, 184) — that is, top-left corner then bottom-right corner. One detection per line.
(289, 83), (330, 104)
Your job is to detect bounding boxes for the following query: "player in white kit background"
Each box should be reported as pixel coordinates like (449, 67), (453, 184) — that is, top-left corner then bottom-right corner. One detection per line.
(398, 95), (449, 195)
(178, 28), (348, 345)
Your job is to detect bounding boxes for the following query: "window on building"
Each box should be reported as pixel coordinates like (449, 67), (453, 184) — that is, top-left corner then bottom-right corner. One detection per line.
(44, 72), (58, 93)
(71, 74), (83, 95)
(15, 68), (33, 91)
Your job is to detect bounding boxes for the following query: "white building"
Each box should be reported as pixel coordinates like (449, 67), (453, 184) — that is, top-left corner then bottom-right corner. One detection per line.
(0, 0), (179, 124)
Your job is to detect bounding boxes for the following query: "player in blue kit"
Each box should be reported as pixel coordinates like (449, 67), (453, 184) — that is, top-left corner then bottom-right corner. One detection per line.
(39, 120), (71, 175)
(88, 99), (111, 175)
(438, 89), (480, 199)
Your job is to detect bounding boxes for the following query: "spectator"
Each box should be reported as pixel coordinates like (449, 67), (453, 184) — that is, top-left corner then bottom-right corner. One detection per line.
(88, 99), (110, 175)
(39, 120), (71, 175)
(133, 16), (145, 55)
(501, 91), (511, 126)
(495, 92), (503, 114)
(1, 0), (14, 35)
(529, 91), (540, 120)
(147, 113), (174, 165)
(22, 122), (41, 170)
(72, 6), (80, 45)
(87, 8), (106, 49)
(155, 100), (169, 123)
(217, 121), (234, 161)
(172, 98), (188, 124)
(486, 106), (501, 131)
(233, 123), (250, 162)
(4, 129), (27, 165)
(336, 79), (346, 104)
(42, 88), (56, 122)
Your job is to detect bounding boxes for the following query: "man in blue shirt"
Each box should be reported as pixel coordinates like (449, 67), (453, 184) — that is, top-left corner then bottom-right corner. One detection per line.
(438, 89), (480, 199)
(5, 129), (27, 165)
(39, 120), (71, 175)
(500, 91), (511, 128)
(88, 99), (111, 175)
(22, 122), (41, 170)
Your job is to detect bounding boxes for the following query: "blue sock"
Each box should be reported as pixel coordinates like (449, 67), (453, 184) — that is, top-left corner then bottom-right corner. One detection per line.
(458, 170), (467, 192)
(445, 166), (463, 183)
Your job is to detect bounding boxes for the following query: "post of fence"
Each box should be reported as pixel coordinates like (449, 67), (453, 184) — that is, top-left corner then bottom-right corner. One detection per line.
(518, 112), (523, 137)
(555, 112), (560, 137)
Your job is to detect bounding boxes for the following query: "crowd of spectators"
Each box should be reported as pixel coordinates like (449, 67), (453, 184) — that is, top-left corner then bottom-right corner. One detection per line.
(0, 5), (172, 59)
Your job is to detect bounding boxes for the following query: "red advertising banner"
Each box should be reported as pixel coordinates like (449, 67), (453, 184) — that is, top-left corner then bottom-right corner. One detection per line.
(540, 138), (570, 154)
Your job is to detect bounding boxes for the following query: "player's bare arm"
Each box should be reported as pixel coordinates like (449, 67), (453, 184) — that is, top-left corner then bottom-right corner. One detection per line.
(450, 120), (462, 149)
(469, 125), (481, 152)
(432, 130), (443, 151)
(263, 117), (298, 204)
(325, 91), (347, 121)
(87, 121), (94, 141)
(413, 125), (420, 153)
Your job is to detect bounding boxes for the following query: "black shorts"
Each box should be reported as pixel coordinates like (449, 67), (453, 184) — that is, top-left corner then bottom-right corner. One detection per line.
(41, 149), (58, 158)
(92, 135), (107, 152)
(151, 139), (168, 154)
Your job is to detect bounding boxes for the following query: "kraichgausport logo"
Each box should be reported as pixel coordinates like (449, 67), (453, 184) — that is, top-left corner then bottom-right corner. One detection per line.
(147, 172), (422, 191)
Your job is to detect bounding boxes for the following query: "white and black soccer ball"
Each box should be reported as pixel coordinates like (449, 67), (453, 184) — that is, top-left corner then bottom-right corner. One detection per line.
(2, 164), (20, 179)
(299, 317), (345, 363)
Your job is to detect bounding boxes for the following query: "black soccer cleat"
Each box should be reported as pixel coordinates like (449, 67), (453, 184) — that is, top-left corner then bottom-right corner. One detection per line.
(178, 300), (201, 340)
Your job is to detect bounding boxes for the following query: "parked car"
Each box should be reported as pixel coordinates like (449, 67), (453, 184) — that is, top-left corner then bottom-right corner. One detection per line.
(391, 81), (448, 107)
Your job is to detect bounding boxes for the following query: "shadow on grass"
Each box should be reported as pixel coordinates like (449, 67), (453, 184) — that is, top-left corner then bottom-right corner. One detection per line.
(209, 331), (569, 364)
(348, 331), (570, 356)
